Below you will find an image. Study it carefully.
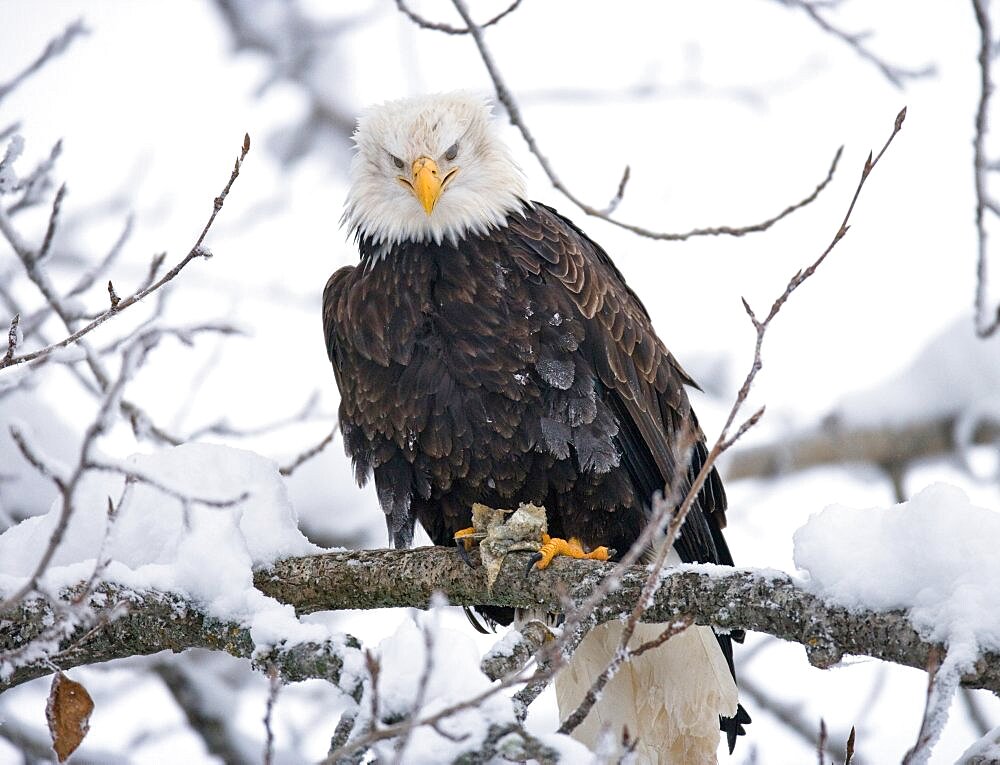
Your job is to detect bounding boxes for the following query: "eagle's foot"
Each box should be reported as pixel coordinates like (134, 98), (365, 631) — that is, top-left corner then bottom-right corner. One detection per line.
(527, 533), (611, 573)
(454, 526), (482, 567)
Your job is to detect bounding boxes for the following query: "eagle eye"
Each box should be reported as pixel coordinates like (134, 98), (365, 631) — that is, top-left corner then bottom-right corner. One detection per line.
(390, 154), (404, 169)
(444, 142), (459, 161)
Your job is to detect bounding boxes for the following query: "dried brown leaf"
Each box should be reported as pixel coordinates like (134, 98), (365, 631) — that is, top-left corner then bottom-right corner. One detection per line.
(46, 671), (94, 762)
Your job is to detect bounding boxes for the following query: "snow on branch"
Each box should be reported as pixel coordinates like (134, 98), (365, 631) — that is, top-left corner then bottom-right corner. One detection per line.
(2, 547), (997, 695)
(0, 581), (363, 701)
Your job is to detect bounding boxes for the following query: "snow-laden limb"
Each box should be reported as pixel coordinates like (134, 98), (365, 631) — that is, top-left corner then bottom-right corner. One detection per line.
(0, 580), (362, 700)
(252, 551), (1000, 695)
(0, 442), (365, 698)
(795, 483), (1000, 760)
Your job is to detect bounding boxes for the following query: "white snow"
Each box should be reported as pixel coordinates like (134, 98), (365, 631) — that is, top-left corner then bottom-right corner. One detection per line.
(794, 483), (1000, 659)
(0, 134), (24, 194)
(793, 483), (1000, 763)
(371, 609), (515, 764)
(961, 724), (1000, 764)
(0, 443), (329, 652)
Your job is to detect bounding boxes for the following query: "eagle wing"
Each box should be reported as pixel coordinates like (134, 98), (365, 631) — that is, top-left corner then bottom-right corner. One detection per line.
(506, 203), (731, 567)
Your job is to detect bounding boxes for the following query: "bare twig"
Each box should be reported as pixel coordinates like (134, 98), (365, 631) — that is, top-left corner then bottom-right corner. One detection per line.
(817, 718), (828, 765)
(154, 660), (256, 765)
(36, 183), (66, 263)
(263, 664), (281, 765)
(437, 0), (842, 242)
(394, 0), (523, 34)
(0, 133), (251, 370)
(0, 20), (89, 105)
(556, 107), (905, 736)
(558, 618), (692, 735)
(280, 421), (340, 476)
(776, 0), (934, 88)
(972, 0), (1000, 337)
(902, 647), (944, 764)
(737, 673), (849, 762)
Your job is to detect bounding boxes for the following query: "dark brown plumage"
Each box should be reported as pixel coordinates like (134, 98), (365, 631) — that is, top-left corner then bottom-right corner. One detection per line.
(323, 201), (749, 749)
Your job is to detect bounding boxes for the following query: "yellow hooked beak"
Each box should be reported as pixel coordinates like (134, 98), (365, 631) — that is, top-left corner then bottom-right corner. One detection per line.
(401, 156), (459, 215)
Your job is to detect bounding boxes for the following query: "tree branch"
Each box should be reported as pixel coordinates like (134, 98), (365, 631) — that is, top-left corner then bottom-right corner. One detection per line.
(5, 546), (989, 697)
(723, 415), (1000, 482)
(0, 582), (363, 698)
(432, 0), (842, 242)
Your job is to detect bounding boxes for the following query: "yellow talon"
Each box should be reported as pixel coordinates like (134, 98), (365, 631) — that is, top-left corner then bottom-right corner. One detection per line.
(453, 527), (476, 540)
(531, 533), (610, 571)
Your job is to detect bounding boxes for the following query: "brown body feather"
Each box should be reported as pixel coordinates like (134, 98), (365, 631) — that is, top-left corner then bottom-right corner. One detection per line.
(323, 202), (748, 748)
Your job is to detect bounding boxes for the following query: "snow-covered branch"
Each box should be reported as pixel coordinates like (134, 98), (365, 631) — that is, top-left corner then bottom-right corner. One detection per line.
(4, 547), (997, 697)
(0, 581), (363, 699)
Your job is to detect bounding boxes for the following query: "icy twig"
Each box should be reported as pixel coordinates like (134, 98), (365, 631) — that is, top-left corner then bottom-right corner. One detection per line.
(430, 0), (843, 242)
(3, 313), (18, 364)
(185, 391), (323, 441)
(0, 337), (151, 613)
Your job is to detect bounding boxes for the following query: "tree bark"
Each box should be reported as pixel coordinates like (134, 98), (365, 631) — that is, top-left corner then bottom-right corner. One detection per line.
(2, 546), (997, 695)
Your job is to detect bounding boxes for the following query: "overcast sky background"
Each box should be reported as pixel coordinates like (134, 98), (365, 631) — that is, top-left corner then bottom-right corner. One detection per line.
(1, 1), (999, 762)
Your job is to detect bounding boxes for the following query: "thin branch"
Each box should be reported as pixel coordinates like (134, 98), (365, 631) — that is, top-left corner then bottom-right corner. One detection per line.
(3, 313), (18, 364)
(0, 20), (89, 105)
(723, 414), (1000, 482)
(394, 0), (523, 34)
(280, 421), (340, 476)
(0, 133), (251, 370)
(5, 548), (999, 694)
(556, 108), (905, 736)
(902, 648), (945, 764)
(776, 0), (934, 88)
(737, 672), (849, 762)
(154, 660), (257, 765)
(1, 581), (364, 699)
(263, 664), (281, 765)
(437, 0), (842, 242)
(972, 0), (1000, 337)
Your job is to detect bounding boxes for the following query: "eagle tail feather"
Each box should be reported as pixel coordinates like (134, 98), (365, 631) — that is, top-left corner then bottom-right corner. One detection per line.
(554, 620), (738, 765)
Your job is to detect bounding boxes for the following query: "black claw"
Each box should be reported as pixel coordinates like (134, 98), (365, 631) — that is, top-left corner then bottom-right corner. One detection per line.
(455, 537), (475, 567)
(525, 553), (543, 576)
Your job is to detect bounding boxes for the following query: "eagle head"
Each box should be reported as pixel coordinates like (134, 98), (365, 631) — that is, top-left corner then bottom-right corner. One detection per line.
(342, 92), (527, 251)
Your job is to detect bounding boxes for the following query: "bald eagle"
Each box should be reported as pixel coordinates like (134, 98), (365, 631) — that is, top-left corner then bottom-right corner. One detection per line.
(323, 92), (749, 763)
